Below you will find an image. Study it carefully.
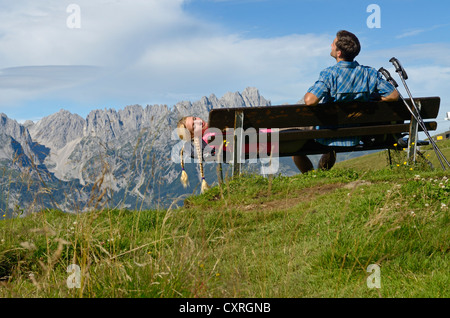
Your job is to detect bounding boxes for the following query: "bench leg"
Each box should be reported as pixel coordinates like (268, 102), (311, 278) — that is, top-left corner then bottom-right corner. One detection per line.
(233, 110), (244, 177)
(407, 100), (421, 163)
(387, 148), (392, 166)
(216, 162), (223, 185)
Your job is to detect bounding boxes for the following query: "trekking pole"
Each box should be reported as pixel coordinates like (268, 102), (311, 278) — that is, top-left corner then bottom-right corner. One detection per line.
(379, 67), (424, 163)
(379, 67), (447, 169)
(379, 67), (424, 128)
(380, 65), (448, 170)
(381, 60), (450, 169)
(390, 57), (450, 169)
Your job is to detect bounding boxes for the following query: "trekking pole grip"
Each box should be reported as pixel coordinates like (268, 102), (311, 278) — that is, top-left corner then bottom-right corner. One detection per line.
(389, 57), (408, 80)
(378, 67), (398, 87)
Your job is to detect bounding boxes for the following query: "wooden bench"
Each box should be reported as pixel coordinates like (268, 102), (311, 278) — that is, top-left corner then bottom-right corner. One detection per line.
(207, 96), (440, 175)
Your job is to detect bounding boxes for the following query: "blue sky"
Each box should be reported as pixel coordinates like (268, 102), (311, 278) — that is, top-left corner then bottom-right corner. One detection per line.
(0, 0), (449, 133)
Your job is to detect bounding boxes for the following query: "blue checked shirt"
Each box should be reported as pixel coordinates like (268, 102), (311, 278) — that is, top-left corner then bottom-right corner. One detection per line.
(307, 61), (396, 147)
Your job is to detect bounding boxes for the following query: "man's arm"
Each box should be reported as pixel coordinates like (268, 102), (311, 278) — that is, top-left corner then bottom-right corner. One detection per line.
(380, 89), (399, 102)
(304, 92), (320, 106)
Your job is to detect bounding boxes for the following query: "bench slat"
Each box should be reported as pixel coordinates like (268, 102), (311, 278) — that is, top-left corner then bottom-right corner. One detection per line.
(273, 121), (437, 141)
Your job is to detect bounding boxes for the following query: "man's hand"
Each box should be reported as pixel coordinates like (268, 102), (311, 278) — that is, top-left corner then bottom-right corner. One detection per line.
(381, 90), (399, 102)
(304, 92), (320, 106)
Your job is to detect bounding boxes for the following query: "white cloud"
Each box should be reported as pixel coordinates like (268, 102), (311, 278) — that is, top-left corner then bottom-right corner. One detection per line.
(2, 0), (448, 125)
(0, 0), (333, 115)
(0, 0), (209, 110)
(396, 24), (450, 39)
(361, 43), (450, 97)
(0, 65), (101, 91)
(130, 32), (331, 99)
(0, 0), (189, 66)
(396, 28), (426, 39)
(360, 43), (450, 134)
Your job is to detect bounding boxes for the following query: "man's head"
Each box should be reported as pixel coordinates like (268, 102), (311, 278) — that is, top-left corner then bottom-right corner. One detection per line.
(330, 30), (361, 62)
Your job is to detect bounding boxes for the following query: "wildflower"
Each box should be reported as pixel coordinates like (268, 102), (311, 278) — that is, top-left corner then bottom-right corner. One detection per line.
(441, 203), (448, 210)
(410, 211), (416, 217)
(215, 273), (220, 277)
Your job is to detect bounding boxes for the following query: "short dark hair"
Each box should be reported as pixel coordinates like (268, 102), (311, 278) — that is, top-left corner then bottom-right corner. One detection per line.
(336, 30), (361, 61)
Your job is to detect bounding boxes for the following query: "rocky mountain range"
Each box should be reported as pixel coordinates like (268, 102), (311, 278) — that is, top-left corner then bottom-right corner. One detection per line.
(1, 87), (307, 216)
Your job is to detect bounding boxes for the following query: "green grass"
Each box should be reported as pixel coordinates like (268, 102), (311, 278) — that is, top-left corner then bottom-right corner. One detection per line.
(0, 151), (449, 297)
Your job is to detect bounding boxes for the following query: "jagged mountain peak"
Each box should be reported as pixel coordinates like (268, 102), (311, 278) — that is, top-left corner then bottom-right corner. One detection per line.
(29, 108), (85, 150)
(0, 112), (33, 145)
(0, 87), (275, 213)
(0, 112), (36, 168)
(173, 87), (270, 120)
(241, 86), (271, 107)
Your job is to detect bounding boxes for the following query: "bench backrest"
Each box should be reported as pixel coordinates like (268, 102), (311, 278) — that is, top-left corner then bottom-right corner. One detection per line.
(208, 97), (440, 131)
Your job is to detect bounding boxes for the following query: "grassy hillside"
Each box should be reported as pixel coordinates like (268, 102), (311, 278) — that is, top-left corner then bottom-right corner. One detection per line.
(0, 145), (449, 298)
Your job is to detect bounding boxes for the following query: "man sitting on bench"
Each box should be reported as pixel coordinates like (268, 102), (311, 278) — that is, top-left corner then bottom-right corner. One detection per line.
(293, 30), (399, 173)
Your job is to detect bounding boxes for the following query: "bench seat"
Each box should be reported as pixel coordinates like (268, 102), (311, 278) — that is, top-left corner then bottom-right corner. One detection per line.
(207, 97), (440, 160)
